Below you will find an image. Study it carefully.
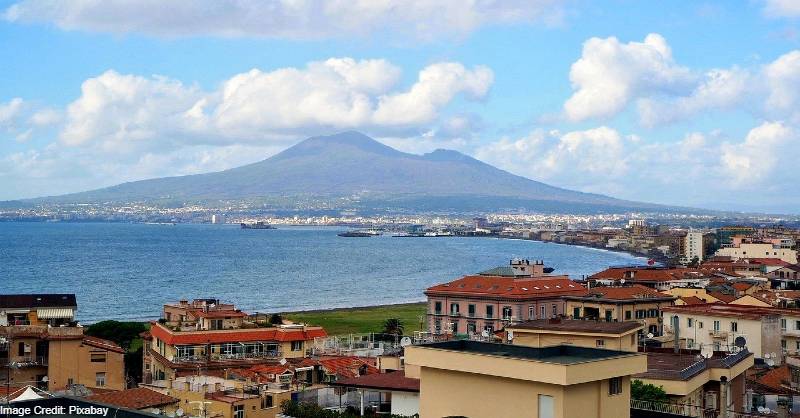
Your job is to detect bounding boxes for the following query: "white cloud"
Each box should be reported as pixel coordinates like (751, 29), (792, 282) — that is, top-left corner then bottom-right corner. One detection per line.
(564, 34), (693, 121)
(475, 122), (800, 209)
(57, 59), (491, 153)
(3, 0), (566, 40)
(764, 51), (800, 120)
(0, 98), (24, 129)
(764, 0), (800, 18)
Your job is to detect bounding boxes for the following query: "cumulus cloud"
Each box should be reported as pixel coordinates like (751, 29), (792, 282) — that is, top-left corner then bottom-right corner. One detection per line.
(3, 0), (566, 40)
(764, 0), (800, 18)
(564, 33), (800, 126)
(564, 34), (693, 121)
(0, 98), (24, 129)
(57, 59), (492, 154)
(475, 122), (800, 209)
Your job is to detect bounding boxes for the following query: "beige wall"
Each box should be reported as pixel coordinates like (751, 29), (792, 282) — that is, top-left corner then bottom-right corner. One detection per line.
(161, 385), (290, 418)
(716, 244), (797, 264)
(730, 295), (771, 307)
(566, 300), (669, 335)
(510, 330), (639, 352)
(47, 338), (125, 391)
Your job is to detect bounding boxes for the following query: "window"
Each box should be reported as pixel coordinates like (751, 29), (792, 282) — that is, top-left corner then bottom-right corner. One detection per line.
(730, 322), (738, 332)
(95, 372), (106, 387)
(502, 306), (513, 320)
(90, 353), (106, 363)
(796, 341), (800, 350)
(291, 341), (303, 352)
(596, 339), (605, 348)
(18, 342), (25, 356)
(552, 304), (557, 317)
(782, 340), (787, 349)
(636, 310), (646, 319)
(486, 305), (494, 319)
(648, 309), (659, 318)
(467, 322), (476, 334)
(233, 405), (244, 418)
(261, 395), (274, 409)
(782, 319), (788, 331)
(625, 311), (632, 320)
(434, 301), (442, 314)
(609, 377), (623, 395)
(538, 395), (554, 418)
(210, 319), (223, 330)
(529, 306), (535, 319)
(713, 320), (720, 331)
(451, 321), (458, 334)
(574, 307), (581, 319)
(468, 304), (476, 317)
(687, 318), (694, 328)
(434, 319), (441, 334)
(67, 378), (74, 387)
(484, 324), (494, 334)
(687, 338), (695, 348)
(698, 321), (703, 329)
(541, 306), (546, 319)
(450, 303), (460, 315)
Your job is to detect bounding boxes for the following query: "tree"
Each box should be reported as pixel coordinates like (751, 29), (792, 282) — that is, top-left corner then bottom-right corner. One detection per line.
(631, 379), (668, 403)
(269, 313), (283, 325)
(382, 318), (404, 336)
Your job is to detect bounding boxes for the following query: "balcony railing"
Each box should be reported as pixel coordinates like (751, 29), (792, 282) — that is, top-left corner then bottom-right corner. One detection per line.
(709, 330), (728, 339)
(631, 399), (716, 418)
(172, 350), (283, 363)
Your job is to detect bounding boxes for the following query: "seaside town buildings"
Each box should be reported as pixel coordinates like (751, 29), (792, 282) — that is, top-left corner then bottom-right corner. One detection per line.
(0, 294), (125, 392)
(564, 284), (676, 336)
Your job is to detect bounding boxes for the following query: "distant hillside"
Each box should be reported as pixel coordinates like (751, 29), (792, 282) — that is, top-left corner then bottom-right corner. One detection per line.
(26, 131), (678, 213)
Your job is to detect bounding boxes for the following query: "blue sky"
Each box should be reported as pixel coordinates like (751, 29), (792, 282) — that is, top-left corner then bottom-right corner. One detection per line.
(1, 0), (799, 213)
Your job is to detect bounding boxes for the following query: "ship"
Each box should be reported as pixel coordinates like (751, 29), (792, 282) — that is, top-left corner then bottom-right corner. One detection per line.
(337, 230), (374, 237)
(240, 221), (277, 229)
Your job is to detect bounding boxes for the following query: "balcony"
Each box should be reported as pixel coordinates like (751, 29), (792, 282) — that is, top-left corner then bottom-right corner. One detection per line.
(449, 312), (461, 317)
(173, 351), (282, 364)
(709, 330), (728, 339)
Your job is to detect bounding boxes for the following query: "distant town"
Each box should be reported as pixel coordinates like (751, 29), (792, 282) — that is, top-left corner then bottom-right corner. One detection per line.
(4, 220), (800, 417)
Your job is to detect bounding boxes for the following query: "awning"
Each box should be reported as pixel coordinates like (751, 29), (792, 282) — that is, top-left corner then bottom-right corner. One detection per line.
(36, 308), (74, 319)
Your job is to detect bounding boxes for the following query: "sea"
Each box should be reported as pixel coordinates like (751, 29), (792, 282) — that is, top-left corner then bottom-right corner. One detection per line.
(0, 223), (647, 322)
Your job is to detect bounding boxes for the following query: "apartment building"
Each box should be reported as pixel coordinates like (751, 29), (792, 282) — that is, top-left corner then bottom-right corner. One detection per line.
(633, 348), (753, 417)
(424, 262), (586, 336)
(662, 304), (800, 365)
(564, 284), (676, 336)
(404, 340), (647, 418)
(0, 294), (77, 326)
(588, 266), (711, 291)
(1, 325), (125, 391)
(505, 319), (643, 352)
(143, 299), (327, 382)
(715, 242), (798, 264)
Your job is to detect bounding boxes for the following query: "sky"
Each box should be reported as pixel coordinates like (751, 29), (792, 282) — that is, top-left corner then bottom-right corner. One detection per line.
(0, 0), (799, 213)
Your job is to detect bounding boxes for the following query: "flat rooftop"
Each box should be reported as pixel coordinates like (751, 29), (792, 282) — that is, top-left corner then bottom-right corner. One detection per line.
(634, 348), (753, 381)
(510, 319), (643, 334)
(420, 340), (638, 365)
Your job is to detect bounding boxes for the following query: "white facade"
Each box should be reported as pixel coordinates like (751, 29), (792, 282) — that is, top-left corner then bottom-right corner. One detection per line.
(684, 231), (704, 262)
(391, 391), (420, 416)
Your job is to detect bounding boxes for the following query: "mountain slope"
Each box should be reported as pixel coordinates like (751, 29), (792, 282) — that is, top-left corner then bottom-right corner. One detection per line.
(30, 131), (667, 212)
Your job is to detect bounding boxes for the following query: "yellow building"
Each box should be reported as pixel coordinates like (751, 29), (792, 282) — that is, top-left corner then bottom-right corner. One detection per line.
(145, 375), (291, 418)
(564, 284), (676, 336)
(404, 340), (647, 418)
(715, 243), (797, 264)
(505, 319), (643, 352)
(1, 325), (126, 391)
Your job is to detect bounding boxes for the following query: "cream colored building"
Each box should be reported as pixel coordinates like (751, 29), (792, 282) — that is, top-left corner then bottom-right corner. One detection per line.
(662, 304), (800, 364)
(404, 340), (647, 418)
(505, 319), (643, 352)
(715, 243), (797, 264)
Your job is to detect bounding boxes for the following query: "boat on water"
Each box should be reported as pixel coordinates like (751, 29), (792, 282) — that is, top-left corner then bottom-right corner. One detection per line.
(337, 230), (374, 237)
(240, 221), (277, 229)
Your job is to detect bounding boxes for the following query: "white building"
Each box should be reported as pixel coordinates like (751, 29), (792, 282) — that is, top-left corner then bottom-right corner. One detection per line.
(715, 243), (797, 264)
(684, 231), (704, 263)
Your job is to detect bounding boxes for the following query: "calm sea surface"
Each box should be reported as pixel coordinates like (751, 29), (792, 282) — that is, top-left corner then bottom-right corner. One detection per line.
(0, 223), (646, 322)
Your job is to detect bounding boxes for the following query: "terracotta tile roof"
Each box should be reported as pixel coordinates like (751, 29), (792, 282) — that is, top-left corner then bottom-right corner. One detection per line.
(745, 258), (791, 267)
(425, 275), (585, 300)
(332, 370), (420, 392)
(588, 267), (705, 283)
(679, 296), (706, 305)
(149, 323), (326, 345)
(87, 387), (178, 410)
(707, 292), (737, 304)
(754, 365), (791, 393)
(508, 319), (643, 334)
(574, 284), (675, 301)
(732, 282), (755, 291)
(317, 356), (379, 379)
(82, 336), (126, 354)
(662, 303), (800, 320)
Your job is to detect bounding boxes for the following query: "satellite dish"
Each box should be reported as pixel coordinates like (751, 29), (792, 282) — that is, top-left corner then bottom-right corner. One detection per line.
(507, 331), (514, 341)
(734, 336), (746, 348)
(400, 337), (412, 347)
(764, 353), (771, 359)
(767, 359), (776, 367)
(620, 279), (626, 285)
(700, 345), (714, 359)
(646, 333), (654, 339)
(481, 330), (489, 338)
(279, 358), (287, 365)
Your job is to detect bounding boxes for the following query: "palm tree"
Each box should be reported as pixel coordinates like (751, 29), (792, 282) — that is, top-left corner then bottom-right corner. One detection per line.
(382, 318), (404, 336)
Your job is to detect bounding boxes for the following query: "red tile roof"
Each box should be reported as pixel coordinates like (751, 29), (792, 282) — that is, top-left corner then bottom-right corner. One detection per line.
(425, 275), (585, 300)
(87, 388), (179, 410)
(732, 282), (755, 291)
(589, 267), (705, 283)
(317, 356), (379, 379)
(753, 365), (791, 393)
(577, 284), (674, 301)
(707, 292), (737, 304)
(82, 336), (126, 354)
(149, 323), (327, 345)
(745, 258), (791, 267)
(679, 296), (707, 305)
(332, 371), (420, 392)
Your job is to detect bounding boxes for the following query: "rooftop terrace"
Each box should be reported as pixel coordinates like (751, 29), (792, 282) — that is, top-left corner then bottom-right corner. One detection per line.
(419, 340), (637, 365)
